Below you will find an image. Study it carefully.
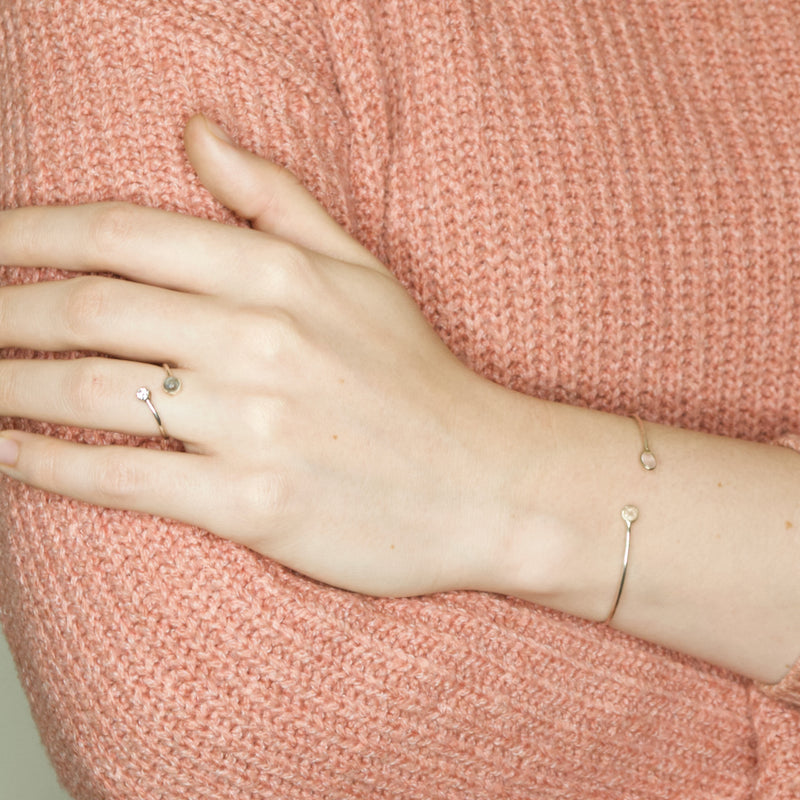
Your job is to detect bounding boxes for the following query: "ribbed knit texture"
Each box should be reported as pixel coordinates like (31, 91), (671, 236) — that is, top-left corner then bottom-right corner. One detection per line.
(1, 1), (800, 797)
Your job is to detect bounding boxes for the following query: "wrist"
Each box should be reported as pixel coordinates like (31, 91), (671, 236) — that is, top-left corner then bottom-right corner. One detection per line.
(466, 389), (800, 682)
(478, 398), (636, 622)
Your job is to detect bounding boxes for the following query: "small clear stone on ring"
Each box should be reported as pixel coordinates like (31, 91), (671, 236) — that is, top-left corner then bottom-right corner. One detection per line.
(136, 387), (150, 401)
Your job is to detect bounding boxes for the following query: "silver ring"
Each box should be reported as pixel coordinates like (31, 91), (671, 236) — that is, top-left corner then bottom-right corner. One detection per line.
(136, 386), (168, 438)
(162, 364), (182, 395)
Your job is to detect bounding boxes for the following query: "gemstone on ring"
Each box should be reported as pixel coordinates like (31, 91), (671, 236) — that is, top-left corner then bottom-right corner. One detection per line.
(161, 364), (182, 395)
(163, 374), (181, 394)
(136, 386), (151, 402)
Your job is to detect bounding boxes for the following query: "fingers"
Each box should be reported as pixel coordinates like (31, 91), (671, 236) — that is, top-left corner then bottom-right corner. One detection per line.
(0, 276), (225, 364)
(184, 114), (386, 271)
(0, 354), (296, 458)
(0, 117), (390, 322)
(0, 358), (216, 444)
(0, 201), (297, 302)
(0, 118), (386, 305)
(0, 431), (243, 535)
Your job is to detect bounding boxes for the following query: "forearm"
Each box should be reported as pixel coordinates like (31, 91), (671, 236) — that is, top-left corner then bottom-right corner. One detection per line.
(483, 391), (800, 684)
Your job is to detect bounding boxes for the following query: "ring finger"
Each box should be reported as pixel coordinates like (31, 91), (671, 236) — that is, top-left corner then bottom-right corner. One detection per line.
(0, 357), (214, 446)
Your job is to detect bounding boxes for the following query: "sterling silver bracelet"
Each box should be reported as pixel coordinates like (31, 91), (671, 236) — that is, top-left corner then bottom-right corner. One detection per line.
(605, 416), (657, 624)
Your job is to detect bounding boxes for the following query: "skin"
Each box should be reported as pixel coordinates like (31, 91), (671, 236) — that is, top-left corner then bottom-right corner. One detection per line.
(0, 115), (798, 685)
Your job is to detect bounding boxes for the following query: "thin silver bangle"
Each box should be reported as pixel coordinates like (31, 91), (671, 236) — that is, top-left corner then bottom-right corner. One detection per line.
(605, 416), (657, 624)
(605, 505), (637, 624)
(634, 414), (657, 470)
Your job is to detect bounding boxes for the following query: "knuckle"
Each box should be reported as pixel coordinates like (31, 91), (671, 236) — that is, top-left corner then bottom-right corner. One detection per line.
(225, 230), (269, 284)
(62, 276), (112, 340)
(267, 241), (319, 299)
(231, 309), (303, 368)
(236, 394), (273, 440)
(236, 469), (291, 519)
(93, 451), (144, 502)
(233, 237), (325, 305)
(87, 202), (135, 256)
(63, 360), (113, 417)
(236, 394), (289, 442)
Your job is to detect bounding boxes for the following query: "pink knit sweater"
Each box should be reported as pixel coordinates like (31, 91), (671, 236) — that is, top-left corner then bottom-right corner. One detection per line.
(2, 1), (800, 797)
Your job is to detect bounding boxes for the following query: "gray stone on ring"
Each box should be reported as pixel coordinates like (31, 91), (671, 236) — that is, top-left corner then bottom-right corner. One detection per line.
(162, 364), (182, 395)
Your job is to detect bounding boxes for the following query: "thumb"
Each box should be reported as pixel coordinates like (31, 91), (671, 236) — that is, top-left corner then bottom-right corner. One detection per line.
(183, 114), (382, 269)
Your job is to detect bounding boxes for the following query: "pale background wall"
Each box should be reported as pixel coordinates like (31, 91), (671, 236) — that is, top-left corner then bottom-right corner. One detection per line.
(0, 630), (73, 800)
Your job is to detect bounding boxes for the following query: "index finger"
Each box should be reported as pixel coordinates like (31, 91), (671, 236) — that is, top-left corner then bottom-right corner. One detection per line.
(0, 202), (272, 299)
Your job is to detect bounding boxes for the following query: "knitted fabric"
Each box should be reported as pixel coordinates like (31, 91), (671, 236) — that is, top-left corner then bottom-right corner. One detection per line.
(1, 0), (800, 797)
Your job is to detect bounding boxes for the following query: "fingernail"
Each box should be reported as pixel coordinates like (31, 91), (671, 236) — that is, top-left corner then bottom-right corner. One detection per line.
(0, 435), (19, 467)
(202, 115), (235, 145)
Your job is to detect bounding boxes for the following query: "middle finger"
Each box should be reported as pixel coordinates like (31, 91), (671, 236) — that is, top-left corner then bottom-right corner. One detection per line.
(0, 276), (226, 367)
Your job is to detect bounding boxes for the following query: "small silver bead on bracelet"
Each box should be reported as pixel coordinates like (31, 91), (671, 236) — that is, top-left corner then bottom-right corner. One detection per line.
(605, 416), (657, 624)
(634, 414), (657, 470)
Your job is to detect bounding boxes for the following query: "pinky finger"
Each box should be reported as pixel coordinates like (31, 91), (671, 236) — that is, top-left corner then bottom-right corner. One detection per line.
(0, 430), (230, 533)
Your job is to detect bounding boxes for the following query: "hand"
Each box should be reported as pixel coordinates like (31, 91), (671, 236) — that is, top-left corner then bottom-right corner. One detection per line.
(0, 115), (533, 598)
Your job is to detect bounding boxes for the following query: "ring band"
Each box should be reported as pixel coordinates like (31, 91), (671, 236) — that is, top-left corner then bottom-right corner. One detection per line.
(136, 386), (168, 438)
(162, 364), (182, 395)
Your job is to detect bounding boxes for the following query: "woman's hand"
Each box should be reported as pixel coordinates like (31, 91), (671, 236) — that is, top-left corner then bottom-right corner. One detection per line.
(0, 115), (543, 598)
